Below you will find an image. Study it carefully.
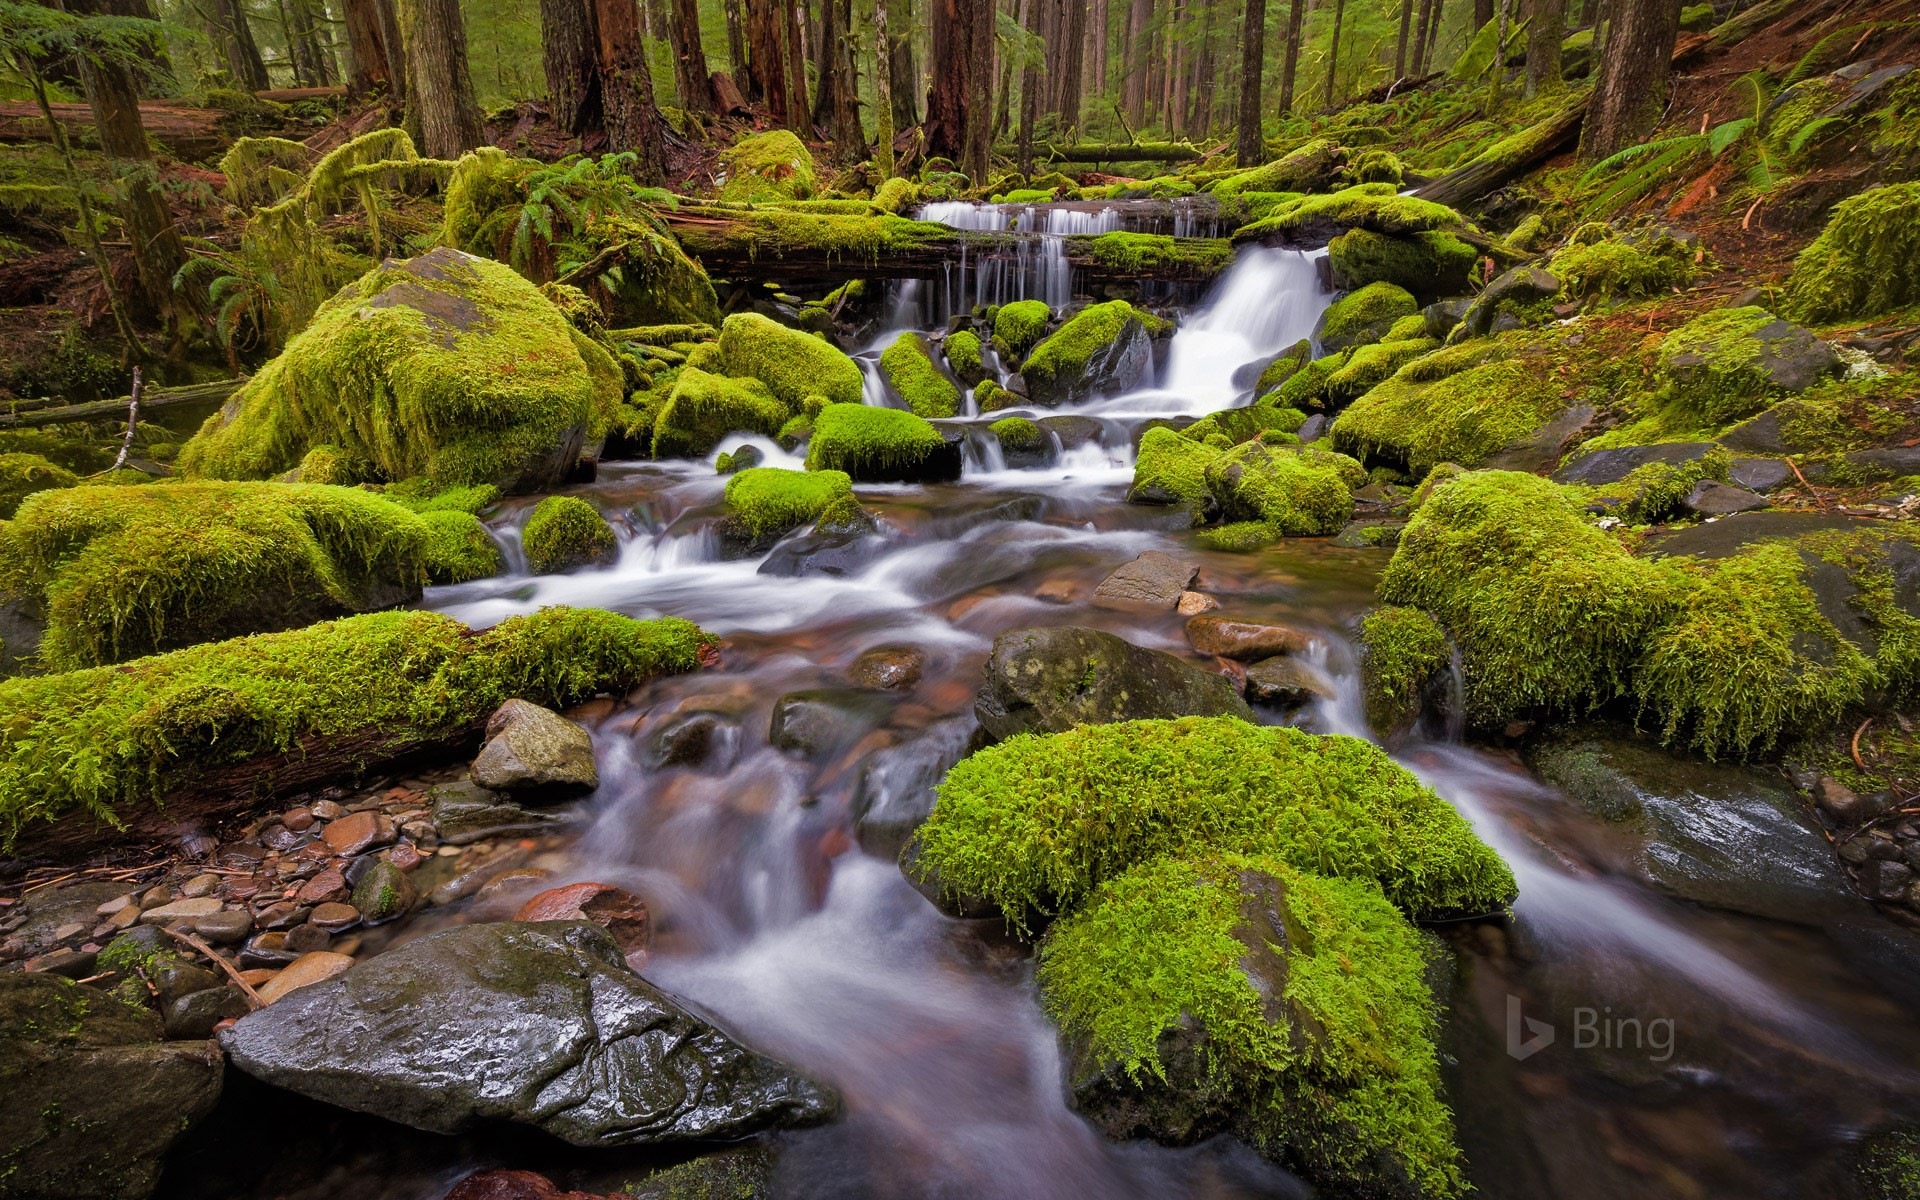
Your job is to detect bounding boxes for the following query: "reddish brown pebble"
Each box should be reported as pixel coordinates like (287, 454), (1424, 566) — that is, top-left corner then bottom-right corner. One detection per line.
(282, 806), (315, 832)
(309, 902), (360, 932)
(386, 843), (425, 871)
(514, 882), (651, 956)
(321, 810), (395, 856)
(295, 867), (349, 906)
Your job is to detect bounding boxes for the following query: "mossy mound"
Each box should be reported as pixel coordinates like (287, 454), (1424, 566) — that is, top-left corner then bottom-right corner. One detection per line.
(722, 466), (859, 544)
(521, 496), (618, 574)
(1204, 441), (1366, 536)
(2, 482), (438, 669)
(1235, 185), (1476, 246)
(718, 312), (864, 408)
(1254, 339), (1315, 398)
(943, 330), (986, 385)
(0, 452), (78, 519)
(879, 333), (962, 418)
(1022, 301), (1170, 406)
(294, 443), (378, 486)
(418, 510), (501, 584)
(717, 130), (818, 202)
(1180, 403), (1307, 448)
(1212, 139), (1345, 198)
(989, 416), (1045, 455)
(178, 248), (621, 494)
(909, 714), (1516, 921)
(1043, 855), (1464, 1199)
(1127, 427), (1221, 521)
(994, 300), (1053, 354)
(1782, 182), (1920, 325)
(0, 608), (712, 844)
(804, 403), (960, 482)
(1548, 227), (1695, 306)
(1360, 606), (1451, 738)
(872, 176), (920, 214)
(650, 367), (789, 458)
(1656, 306), (1842, 426)
(1320, 282), (1420, 351)
(1323, 337), (1438, 405)
(1084, 232), (1236, 276)
(1327, 229), (1477, 303)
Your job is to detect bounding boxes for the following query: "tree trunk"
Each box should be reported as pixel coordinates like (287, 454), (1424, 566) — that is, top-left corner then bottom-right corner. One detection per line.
(1123, 0), (1151, 123)
(785, 0), (811, 130)
(595, 0), (670, 181)
(1054, 0), (1085, 129)
(378, 0), (407, 103)
(1580, 0), (1679, 158)
(1409, 0), (1435, 79)
(543, 0), (600, 134)
(1489, 0), (1510, 105)
(1276, 0), (1303, 113)
(888, 0), (919, 130)
(1187, 0), (1214, 132)
(1474, 0), (1491, 27)
(724, 0), (748, 82)
(215, 0), (273, 90)
(1394, 0), (1413, 76)
(1322, 0), (1345, 108)
(396, 0), (485, 157)
(1525, 0), (1563, 95)
(1421, 0), (1445, 71)
(964, 0), (992, 178)
(1235, 0), (1264, 164)
(813, 0), (860, 153)
(294, 0), (337, 87)
(343, 0), (395, 96)
(874, 0), (895, 173)
(745, 0), (788, 110)
(1090, 0), (1107, 97)
(670, 0), (716, 111)
(926, 0), (968, 162)
(993, 0), (1014, 139)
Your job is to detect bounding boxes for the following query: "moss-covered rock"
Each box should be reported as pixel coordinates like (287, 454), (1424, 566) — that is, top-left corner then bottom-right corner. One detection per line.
(2, 482), (437, 669)
(1782, 182), (1920, 324)
(1323, 337), (1438, 405)
(1252, 338), (1314, 398)
(1022, 301), (1170, 406)
(1360, 605), (1451, 740)
(872, 175), (921, 214)
(293, 443), (378, 486)
(988, 415), (1048, 466)
(1083, 232), (1237, 276)
(1127, 426), (1222, 520)
(0, 452), (77, 519)
(650, 367), (790, 458)
(1656, 306), (1842, 425)
(1203, 440), (1365, 536)
(1319, 282), (1420, 351)
(718, 130), (819, 202)
(879, 332), (962, 418)
(1548, 226), (1695, 306)
(522, 495), (618, 574)
(1044, 855), (1464, 1199)
(993, 300), (1053, 355)
(1212, 139), (1346, 197)
(908, 714), (1516, 920)
(0, 608), (712, 845)
(178, 248), (621, 494)
(419, 510), (501, 584)
(943, 329), (986, 385)
(804, 403), (961, 482)
(718, 312), (864, 408)
(722, 466), (860, 548)
(1327, 229), (1478, 302)
(1235, 185), (1478, 247)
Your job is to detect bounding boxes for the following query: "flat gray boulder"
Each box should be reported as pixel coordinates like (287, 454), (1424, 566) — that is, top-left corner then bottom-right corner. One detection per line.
(976, 625), (1252, 740)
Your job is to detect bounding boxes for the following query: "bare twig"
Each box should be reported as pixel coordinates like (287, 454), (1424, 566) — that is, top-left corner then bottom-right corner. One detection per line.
(157, 925), (265, 1010)
(1853, 718), (1874, 772)
(110, 366), (141, 471)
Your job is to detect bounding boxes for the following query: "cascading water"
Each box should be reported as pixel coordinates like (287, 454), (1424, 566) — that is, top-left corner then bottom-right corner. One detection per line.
(908, 201), (1125, 322)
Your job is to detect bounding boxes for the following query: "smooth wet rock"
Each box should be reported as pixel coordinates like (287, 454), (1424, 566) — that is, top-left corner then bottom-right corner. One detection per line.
(1091, 550), (1200, 611)
(472, 699), (599, 799)
(1859, 859), (1915, 902)
(444, 1168), (614, 1200)
(308, 902), (360, 932)
(975, 626), (1252, 741)
(514, 883), (651, 958)
(851, 718), (975, 856)
(768, 688), (895, 759)
(756, 519), (891, 578)
(1184, 615), (1316, 660)
(1552, 442), (1717, 486)
(219, 921), (837, 1145)
(1176, 590), (1218, 616)
(431, 780), (569, 844)
(0, 973), (223, 1200)
(850, 644), (926, 690)
(188, 909), (254, 944)
(296, 866), (350, 906)
(350, 860), (418, 925)
(1244, 656), (1337, 706)
(164, 985), (251, 1040)
(256, 950), (355, 1004)
(1681, 479), (1768, 516)
(139, 897), (223, 925)
(1728, 456), (1792, 493)
(1460, 266), (1559, 338)
(322, 809), (395, 856)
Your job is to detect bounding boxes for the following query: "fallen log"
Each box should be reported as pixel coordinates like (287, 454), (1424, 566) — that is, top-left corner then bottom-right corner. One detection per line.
(0, 379), (243, 429)
(0, 101), (231, 161)
(254, 86), (346, 102)
(1413, 100), (1588, 210)
(1033, 141), (1209, 164)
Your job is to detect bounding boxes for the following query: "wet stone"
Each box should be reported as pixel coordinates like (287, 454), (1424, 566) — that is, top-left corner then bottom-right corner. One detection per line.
(769, 688), (896, 759)
(1244, 656), (1338, 706)
(850, 644), (926, 690)
(515, 883), (652, 958)
(976, 626), (1252, 741)
(471, 699), (600, 799)
(164, 985), (252, 1040)
(1091, 550), (1200, 611)
(1681, 480), (1768, 516)
(349, 860), (418, 925)
(1185, 615), (1317, 660)
(322, 810), (395, 856)
(140, 897), (223, 925)
(189, 909), (254, 944)
(649, 711), (742, 771)
(309, 903), (360, 932)
(284, 923), (332, 954)
(432, 780), (568, 845)
(255, 950), (355, 1005)
(1859, 859), (1916, 902)
(295, 866), (349, 906)
(282, 806), (316, 832)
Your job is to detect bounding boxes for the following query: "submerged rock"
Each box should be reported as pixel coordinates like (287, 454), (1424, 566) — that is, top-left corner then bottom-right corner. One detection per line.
(219, 921), (837, 1145)
(851, 718), (976, 856)
(769, 688), (895, 758)
(975, 625), (1252, 740)
(471, 699), (600, 799)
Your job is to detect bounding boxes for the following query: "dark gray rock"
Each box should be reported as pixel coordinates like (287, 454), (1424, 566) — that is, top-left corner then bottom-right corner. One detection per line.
(1728, 456), (1792, 493)
(975, 626), (1252, 741)
(1091, 550), (1200, 611)
(163, 985), (251, 1040)
(1681, 480), (1768, 516)
(843, 422), (965, 483)
(1858, 858), (1915, 902)
(1024, 315), (1156, 406)
(1844, 446), (1920, 481)
(1243, 656), (1337, 706)
(219, 921), (837, 1145)
(430, 780), (569, 845)
(1665, 315), (1840, 397)
(756, 515), (891, 578)
(1460, 267), (1559, 338)
(1552, 442), (1717, 487)
(768, 688), (894, 759)
(0, 973), (223, 1200)
(1481, 404), (1594, 473)
(1423, 298), (1472, 339)
(1037, 414), (1107, 450)
(851, 718), (975, 856)
(1297, 413), (1328, 443)
(649, 710), (742, 770)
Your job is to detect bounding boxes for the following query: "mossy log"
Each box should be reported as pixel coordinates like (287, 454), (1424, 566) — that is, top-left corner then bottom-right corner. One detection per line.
(1413, 101), (1588, 210)
(0, 101), (235, 161)
(0, 380), (243, 429)
(1031, 141), (1209, 164)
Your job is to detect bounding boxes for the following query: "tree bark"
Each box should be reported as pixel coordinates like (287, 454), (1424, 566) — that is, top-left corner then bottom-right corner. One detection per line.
(1017, 0), (1040, 172)
(724, 0), (748, 82)
(395, 0), (485, 157)
(745, 0), (789, 110)
(670, 0), (717, 111)
(1421, 0), (1445, 71)
(377, 0), (407, 103)
(1053, 0), (1086, 129)
(213, 0), (273, 90)
(1123, 0), (1152, 123)
(1090, 0), (1107, 97)
(543, 0), (600, 134)
(595, 0), (669, 181)
(1580, 0), (1679, 159)
(1235, 0), (1264, 164)
(1187, 0), (1214, 132)
(1525, 0), (1564, 96)
(1322, 0), (1346, 107)
(1488, 0), (1510, 105)
(1409, 0), (1435, 79)
(1277, 0), (1304, 114)
(1474, 0), (1491, 27)
(785, 0), (811, 130)
(874, 0), (895, 173)
(1394, 0), (1414, 76)
(343, 0), (395, 96)
(888, 0), (919, 130)
(925, 0), (969, 163)
(813, 0), (861, 154)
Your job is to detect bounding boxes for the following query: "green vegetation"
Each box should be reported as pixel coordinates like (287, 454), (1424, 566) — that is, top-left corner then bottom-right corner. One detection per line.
(1782, 182), (1920, 324)
(993, 300), (1053, 354)
(0, 452), (78, 518)
(418, 511), (501, 584)
(1204, 441), (1366, 536)
(1084, 232), (1236, 275)
(1127, 426), (1221, 520)
(1327, 228), (1477, 300)
(717, 131), (819, 202)
(880, 332), (962, 417)
(718, 312), (865, 407)
(1549, 227), (1695, 305)
(1255, 339), (1314, 397)
(1212, 139), (1344, 197)
(989, 416), (1045, 453)
(1359, 606), (1451, 736)
(1323, 337), (1438, 404)
(722, 466), (858, 541)
(650, 367), (789, 458)
(1022, 300), (1169, 399)
(1331, 344), (1568, 475)
(943, 330), (985, 384)
(1319, 281), (1420, 350)
(1657, 306), (1824, 425)
(804, 403), (948, 476)
(521, 496), (617, 574)
(1235, 185), (1476, 245)
(0, 608), (712, 843)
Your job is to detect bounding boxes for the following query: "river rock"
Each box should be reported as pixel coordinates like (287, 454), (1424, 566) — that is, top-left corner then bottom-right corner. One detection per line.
(471, 699), (599, 799)
(1552, 441), (1718, 486)
(1184, 615), (1316, 659)
(975, 626), (1253, 741)
(1728, 456), (1792, 492)
(850, 644), (926, 690)
(769, 688), (895, 759)
(1530, 732), (1862, 923)
(515, 883), (652, 957)
(755, 517), (890, 578)
(139, 896), (223, 925)
(1091, 550), (1200, 611)
(0, 973), (223, 1200)
(1244, 656), (1337, 706)
(163, 984), (252, 1040)
(322, 809), (395, 855)
(648, 710), (742, 770)
(1681, 479), (1768, 516)
(257, 950), (355, 1004)
(851, 718), (975, 856)
(1460, 266), (1560, 338)
(349, 860), (417, 925)
(431, 780), (571, 844)
(219, 921), (837, 1145)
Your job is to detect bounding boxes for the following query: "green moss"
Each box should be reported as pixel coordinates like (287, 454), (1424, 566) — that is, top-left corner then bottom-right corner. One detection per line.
(718, 312), (864, 408)
(1255, 339), (1314, 398)
(1327, 229), (1478, 301)
(1040, 855), (1464, 1199)
(1343, 147), (1406, 187)
(1330, 347), (1570, 476)
(1204, 441), (1365, 536)
(1320, 282), (1420, 351)
(1212, 139), (1343, 198)
(1781, 183), (1920, 324)
(521, 495), (617, 574)
(722, 466), (857, 541)
(1083, 232), (1236, 275)
(1181, 403), (1308, 448)
(0, 608), (712, 844)
(1856, 1128), (1920, 1200)
(1324, 338), (1438, 405)
(872, 176), (920, 214)
(718, 130), (819, 202)
(989, 416), (1045, 452)
(650, 367), (789, 458)
(1379, 471), (1684, 724)
(1385, 315), (1429, 342)
(804, 403), (947, 475)
(418, 510), (500, 583)
(381, 479), (501, 515)
(993, 188), (1057, 203)
(672, 210), (960, 266)
(1657, 306), (1811, 425)
(1360, 606), (1450, 736)
(993, 299), (1053, 354)
(975, 381), (1021, 412)
(1581, 447), (1731, 523)
(943, 330), (985, 384)
(1550, 232), (1694, 306)
(2, 482), (440, 670)
(1022, 301), (1171, 398)
(1272, 353), (1350, 411)
(0, 453), (78, 519)
(880, 333), (962, 418)
(292, 444), (376, 486)
(909, 715), (1516, 920)
(1236, 185), (1476, 245)
(1128, 426), (1222, 520)
(1196, 520), (1281, 552)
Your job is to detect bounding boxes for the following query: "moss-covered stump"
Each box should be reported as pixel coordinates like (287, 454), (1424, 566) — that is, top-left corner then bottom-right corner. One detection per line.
(1080, 232), (1237, 278)
(0, 452), (78, 518)
(994, 299), (1053, 355)
(1044, 856), (1464, 1200)
(1782, 182), (1920, 324)
(804, 403), (962, 483)
(1, 482), (446, 670)
(1360, 605), (1452, 741)
(1328, 228), (1478, 303)
(718, 312), (864, 408)
(908, 715), (1516, 921)
(1204, 440), (1366, 538)
(1319, 282), (1421, 351)
(879, 332), (962, 418)
(717, 130), (819, 202)
(522, 496), (619, 574)
(1655, 306), (1842, 427)
(721, 466), (864, 555)
(178, 248), (622, 494)
(1, 608), (713, 853)
(1021, 301), (1170, 406)
(650, 367), (790, 458)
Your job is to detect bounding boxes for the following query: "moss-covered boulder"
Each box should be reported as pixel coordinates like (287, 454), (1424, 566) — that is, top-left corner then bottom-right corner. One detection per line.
(1327, 228), (1478, 302)
(1044, 856), (1464, 1199)
(0, 608), (712, 850)
(1323, 336), (1439, 405)
(804, 403), (962, 482)
(1655, 306), (1842, 426)
(179, 248), (622, 494)
(1021, 301), (1169, 406)
(1, 482), (441, 669)
(522, 495), (618, 574)
(419, 510), (501, 584)
(1203, 440), (1366, 537)
(879, 332), (962, 417)
(988, 415), (1047, 466)
(908, 715), (1516, 920)
(1212, 139), (1346, 197)
(720, 466), (862, 554)
(1235, 185), (1477, 247)
(1128, 427), (1222, 522)
(943, 330), (986, 385)
(717, 130), (819, 202)
(1359, 605), (1451, 741)
(993, 300), (1053, 355)
(1319, 282), (1420, 351)
(1548, 225), (1695, 306)
(0, 452), (78, 519)
(1250, 338), (1314, 399)
(1782, 182), (1920, 324)
(650, 367), (789, 458)
(718, 312), (864, 408)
